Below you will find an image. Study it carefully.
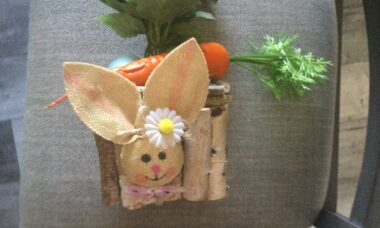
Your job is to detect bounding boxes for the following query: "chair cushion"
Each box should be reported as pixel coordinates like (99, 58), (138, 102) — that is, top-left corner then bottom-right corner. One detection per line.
(21, 0), (338, 227)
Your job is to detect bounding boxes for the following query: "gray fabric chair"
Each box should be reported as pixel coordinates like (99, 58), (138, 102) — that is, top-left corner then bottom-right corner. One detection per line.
(20, 0), (338, 227)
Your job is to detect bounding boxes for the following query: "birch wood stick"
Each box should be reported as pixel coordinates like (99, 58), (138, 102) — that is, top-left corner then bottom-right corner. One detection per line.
(206, 95), (232, 107)
(208, 105), (229, 200)
(94, 134), (120, 205)
(139, 82), (232, 107)
(182, 108), (212, 201)
(138, 83), (229, 96)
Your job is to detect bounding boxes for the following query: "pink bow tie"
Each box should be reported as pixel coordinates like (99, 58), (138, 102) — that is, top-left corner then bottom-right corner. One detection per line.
(126, 185), (185, 198)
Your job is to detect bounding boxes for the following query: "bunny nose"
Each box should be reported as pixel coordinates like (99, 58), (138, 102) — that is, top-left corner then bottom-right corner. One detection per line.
(151, 164), (161, 174)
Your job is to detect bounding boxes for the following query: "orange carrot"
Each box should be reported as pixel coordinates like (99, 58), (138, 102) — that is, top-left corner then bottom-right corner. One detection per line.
(113, 54), (166, 86)
(44, 42), (230, 109)
(199, 42), (230, 81)
(115, 42), (229, 84)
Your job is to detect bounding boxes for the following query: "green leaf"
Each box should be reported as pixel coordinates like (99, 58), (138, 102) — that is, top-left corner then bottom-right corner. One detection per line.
(170, 17), (213, 40)
(136, 0), (201, 23)
(194, 11), (215, 20)
(98, 0), (218, 55)
(97, 13), (145, 37)
(100, 0), (137, 14)
(171, 21), (203, 38)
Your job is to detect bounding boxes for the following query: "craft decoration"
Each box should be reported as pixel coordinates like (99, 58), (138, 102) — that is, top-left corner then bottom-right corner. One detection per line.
(63, 38), (231, 209)
(144, 108), (185, 149)
(46, 0), (332, 211)
(45, 34), (331, 110)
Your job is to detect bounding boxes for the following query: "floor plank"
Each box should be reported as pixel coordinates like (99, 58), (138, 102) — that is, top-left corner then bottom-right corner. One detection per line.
(337, 0), (369, 217)
(341, 0), (368, 65)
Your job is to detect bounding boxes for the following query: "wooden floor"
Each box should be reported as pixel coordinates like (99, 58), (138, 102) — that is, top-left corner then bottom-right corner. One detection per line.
(338, 0), (369, 217)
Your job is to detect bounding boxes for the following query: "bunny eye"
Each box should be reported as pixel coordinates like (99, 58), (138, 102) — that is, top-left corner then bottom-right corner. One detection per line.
(158, 151), (166, 160)
(141, 154), (151, 163)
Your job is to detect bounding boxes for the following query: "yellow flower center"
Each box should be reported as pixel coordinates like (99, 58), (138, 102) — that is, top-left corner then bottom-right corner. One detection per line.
(159, 118), (174, 134)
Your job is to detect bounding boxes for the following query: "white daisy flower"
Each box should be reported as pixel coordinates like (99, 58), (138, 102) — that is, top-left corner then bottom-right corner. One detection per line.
(144, 108), (185, 149)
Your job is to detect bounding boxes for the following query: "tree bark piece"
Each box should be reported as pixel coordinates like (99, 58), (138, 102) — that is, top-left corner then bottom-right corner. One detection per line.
(94, 134), (120, 205)
(183, 108), (212, 201)
(208, 105), (229, 200)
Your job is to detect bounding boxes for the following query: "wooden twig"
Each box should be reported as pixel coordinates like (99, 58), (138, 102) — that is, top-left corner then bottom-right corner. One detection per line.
(182, 108), (212, 201)
(94, 134), (120, 205)
(137, 82), (230, 97)
(208, 106), (229, 200)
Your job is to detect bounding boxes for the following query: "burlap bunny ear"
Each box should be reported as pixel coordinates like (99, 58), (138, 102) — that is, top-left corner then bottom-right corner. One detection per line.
(143, 38), (209, 124)
(64, 62), (141, 144)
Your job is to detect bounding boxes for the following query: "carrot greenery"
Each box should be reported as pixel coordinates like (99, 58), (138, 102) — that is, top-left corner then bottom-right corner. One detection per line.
(230, 34), (331, 100)
(98, 0), (217, 56)
(97, 1), (330, 101)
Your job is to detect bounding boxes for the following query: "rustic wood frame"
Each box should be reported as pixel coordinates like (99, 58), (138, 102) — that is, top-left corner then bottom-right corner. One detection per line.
(94, 82), (231, 207)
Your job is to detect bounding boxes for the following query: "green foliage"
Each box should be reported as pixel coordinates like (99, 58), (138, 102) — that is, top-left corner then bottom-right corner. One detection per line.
(98, 13), (145, 37)
(230, 34), (332, 100)
(98, 0), (217, 56)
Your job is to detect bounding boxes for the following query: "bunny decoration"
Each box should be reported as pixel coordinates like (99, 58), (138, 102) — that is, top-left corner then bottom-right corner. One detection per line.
(63, 39), (221, 209)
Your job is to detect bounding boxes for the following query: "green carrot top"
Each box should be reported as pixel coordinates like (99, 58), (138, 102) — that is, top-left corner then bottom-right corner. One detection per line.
(230, 34), (332, 100)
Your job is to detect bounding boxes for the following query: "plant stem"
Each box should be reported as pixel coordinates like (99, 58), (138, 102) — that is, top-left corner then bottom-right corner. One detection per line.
(162, 20), (172, 45)
(144, 21), (171, 56)
(230, 57), (273, 66)
(154, 22), (160, 52)
(145, 21), (154, 57)
(229, 55), (282, 64)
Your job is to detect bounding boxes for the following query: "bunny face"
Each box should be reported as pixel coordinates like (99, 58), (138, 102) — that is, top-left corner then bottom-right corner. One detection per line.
(64, 38), (209, 188)
(121, 138), (184, 187)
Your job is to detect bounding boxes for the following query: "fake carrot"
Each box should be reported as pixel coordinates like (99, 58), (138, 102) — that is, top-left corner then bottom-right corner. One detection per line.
(114, 42), (229, 85)
(199, 42), (230, 81)
(113, 54), (166, 86)
(44, 42), (230, 109)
